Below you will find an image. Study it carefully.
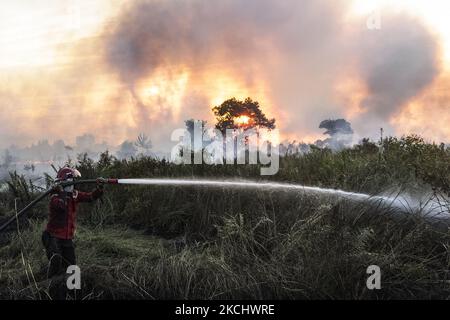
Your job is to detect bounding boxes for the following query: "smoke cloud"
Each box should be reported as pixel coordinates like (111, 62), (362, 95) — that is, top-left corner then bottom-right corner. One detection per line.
(104, 0), (441, 143)
(0, 0), (446, 155)
(353, 13), (440, 136)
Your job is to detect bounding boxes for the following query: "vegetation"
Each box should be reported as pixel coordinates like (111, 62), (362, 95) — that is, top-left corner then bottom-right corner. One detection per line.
(212, 97), (276, 132)
(0, 135), (449, 300)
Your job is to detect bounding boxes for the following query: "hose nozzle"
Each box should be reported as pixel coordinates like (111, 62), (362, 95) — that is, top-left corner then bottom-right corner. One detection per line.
(96, 178), (118, 185)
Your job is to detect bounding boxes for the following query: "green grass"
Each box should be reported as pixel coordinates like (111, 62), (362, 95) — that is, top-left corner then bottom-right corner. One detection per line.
(0, 201), (448, 300)
(0, 135), (449, 299)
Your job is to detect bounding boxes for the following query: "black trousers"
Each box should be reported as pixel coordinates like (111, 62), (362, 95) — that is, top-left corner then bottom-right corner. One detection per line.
(41, 231), (76, 278)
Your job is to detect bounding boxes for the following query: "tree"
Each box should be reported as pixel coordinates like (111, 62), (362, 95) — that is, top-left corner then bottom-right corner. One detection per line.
(319, 119), (353, 136)
(2, 149), (14, 168)
(184, 119), (210, 150)
(117, 140), (137, 159)
(212, 98), (276, 163)
(212, 97), (276, 134)
(317, 119), (354, 151)
(135, 133), (152, 156)
(185, 119), (207, 136)
(52, 139), (67, 162)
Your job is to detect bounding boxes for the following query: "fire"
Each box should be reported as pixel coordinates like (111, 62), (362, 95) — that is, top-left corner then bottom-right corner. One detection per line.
(235, 115), (251, 126)
(145, 85), (160, 97)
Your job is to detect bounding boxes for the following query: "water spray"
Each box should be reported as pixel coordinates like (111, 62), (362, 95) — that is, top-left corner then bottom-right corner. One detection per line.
(0, 178), (448, 233)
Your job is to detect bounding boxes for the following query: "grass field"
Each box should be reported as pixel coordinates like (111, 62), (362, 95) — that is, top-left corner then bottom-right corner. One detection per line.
(0, 135), (449, 299)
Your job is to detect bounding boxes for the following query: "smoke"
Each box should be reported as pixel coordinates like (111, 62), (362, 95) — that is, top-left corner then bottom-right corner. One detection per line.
(106, 0), (290, 83)
(104, 0), (351, 139)
(392, 72), (450, 142)
(104, 0), (295, 134)
(104, 0), (441, 144)
(315, 119), (354, 150)
(0, 0), (446, 153)
(353, 13), (440, 137)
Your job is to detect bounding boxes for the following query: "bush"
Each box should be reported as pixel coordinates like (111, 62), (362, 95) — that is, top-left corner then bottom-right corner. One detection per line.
(0, 135), (448, 299)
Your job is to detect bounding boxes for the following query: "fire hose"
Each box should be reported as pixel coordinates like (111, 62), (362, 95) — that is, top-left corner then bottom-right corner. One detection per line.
(0, 177), (448, 233)
(0, 178), (118, 233)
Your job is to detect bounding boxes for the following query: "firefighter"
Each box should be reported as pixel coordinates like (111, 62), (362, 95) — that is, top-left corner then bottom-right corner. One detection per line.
(41, 167), (104, 278)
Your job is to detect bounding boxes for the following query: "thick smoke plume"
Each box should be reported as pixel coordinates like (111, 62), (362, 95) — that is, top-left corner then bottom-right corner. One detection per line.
(354, 14), (440, 136)
(104, 0), (441, 143)
(0, 0), (445, 154)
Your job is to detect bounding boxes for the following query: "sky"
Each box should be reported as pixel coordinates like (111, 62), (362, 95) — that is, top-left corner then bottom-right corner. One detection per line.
(0, 0), (449, 151)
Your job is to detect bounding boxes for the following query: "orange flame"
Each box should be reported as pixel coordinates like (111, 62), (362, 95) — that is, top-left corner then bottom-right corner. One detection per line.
(234, 115), (251, 126)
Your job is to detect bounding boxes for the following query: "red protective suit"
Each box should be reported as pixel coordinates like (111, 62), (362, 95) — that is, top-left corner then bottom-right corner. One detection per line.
(46, 188), (103, 239)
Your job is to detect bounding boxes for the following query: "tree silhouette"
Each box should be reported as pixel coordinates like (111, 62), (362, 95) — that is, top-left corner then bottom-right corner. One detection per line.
(319, 119), (353, 136)
(212, 97), (276, 134)
(135, 133), (152, 149)
(117, 141), (137, 159)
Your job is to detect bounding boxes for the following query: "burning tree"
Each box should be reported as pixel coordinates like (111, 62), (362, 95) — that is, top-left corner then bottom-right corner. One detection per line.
(212, 97), (276, 133)
(212, 98), (276, 163)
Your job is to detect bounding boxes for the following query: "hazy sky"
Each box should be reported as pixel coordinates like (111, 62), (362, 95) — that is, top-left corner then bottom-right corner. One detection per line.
(0, 0), (449, 150)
